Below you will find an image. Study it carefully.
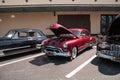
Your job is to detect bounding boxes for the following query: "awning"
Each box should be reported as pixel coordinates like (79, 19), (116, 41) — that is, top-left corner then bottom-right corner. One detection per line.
(0, 4), (120, 12)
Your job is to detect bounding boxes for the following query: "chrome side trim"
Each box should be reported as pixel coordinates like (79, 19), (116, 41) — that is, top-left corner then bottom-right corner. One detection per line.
(1, 45), (31, 51)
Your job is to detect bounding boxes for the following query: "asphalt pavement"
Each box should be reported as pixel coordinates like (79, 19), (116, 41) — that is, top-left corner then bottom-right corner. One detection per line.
(0, 48), (120, 80)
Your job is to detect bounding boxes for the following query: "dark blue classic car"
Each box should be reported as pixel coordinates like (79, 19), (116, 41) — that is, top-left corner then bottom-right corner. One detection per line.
(0, 28), (47, 57)
(96, 14), (120, 62)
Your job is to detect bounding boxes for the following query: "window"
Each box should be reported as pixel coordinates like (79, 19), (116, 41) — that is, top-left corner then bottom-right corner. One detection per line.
(4, 30), (15, 38)
(29, 32), (36, 37)
(38, 31), (46, 36)
(101, 14), (117, 35)
(29, 32), (44, 37)
(71, 30), (81, 37)
(18, 32), (27, 37)
(81, 30), (89, 36)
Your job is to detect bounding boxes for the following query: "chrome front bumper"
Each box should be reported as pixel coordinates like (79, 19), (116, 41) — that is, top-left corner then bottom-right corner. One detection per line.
(44, 46), (70, 57)
(96, 51), (120, 62)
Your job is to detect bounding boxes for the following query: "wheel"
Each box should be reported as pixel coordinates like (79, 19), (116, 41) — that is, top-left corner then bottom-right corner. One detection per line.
(70, 47), (78, 61)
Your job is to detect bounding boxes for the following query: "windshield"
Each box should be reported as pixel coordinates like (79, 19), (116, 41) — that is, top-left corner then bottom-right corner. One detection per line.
(60, 34), (74, 37)
(4, 30), (15, 38)
(59, 30), (81, 37)
(71, 30), (81, 37)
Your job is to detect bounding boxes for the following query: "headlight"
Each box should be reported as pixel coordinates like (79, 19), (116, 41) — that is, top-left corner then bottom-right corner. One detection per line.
(63, 43), (68, 48)
(97, 42), (110, 50)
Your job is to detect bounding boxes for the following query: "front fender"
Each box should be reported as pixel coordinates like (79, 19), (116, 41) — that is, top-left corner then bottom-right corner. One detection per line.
(66, 42), (78, 53)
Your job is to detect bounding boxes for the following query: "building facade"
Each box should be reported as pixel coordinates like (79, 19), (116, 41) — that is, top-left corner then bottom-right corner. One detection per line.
(0, 0), (120, 36)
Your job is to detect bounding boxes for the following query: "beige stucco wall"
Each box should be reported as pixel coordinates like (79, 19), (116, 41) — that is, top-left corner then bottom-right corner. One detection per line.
(90, 11), (120, 34)
(0, 11), (120, 37)
(0, 12), (57, 36)
(57, 11), (120, 34)
(0, 0), (120, 5)
(90, 12), (100, 34)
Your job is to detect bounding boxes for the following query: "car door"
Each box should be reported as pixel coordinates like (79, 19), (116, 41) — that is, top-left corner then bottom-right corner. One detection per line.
(27, 32), (38, 46)
(27, 31), (46, 48)
(81, 30), (90, 48)
(74, 31), (86, 52)
(12, 31), (30, 49)
(2, 31), (30, 56)
(0, 38), (14, 50)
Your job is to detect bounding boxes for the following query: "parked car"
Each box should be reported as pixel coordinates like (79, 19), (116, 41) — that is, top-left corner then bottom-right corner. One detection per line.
(0, 28), (47, 57)
(43, 23), (96, 60)
(96, 14), (120, 62)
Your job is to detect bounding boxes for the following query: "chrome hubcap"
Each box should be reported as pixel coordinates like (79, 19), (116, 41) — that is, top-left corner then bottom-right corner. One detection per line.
(72, 47), (77, 59)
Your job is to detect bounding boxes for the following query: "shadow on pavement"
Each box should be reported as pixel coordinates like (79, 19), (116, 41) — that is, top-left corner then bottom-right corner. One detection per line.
(29, 55), (70, 66)
(29, 47), (92, 66)
(30, 47), (92, 66)
(91, 57), (120, 75)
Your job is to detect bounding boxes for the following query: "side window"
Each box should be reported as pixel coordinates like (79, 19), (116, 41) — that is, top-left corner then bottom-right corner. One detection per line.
(81, 31), (86, 36)
(38, 31), (45, 36)
(13, 32), (19, 39)
(29, 32), (42, 37)
(36, 32), (42, 37)
(18, 32), (27, 38)
(84, 31), (89, 36)
(81, 31), (89, 36)
(29, 32), (36, 37)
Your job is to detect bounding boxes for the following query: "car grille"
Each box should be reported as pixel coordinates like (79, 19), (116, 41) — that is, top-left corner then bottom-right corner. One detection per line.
(45, 46), (63, 53)
(111, 44), (120, 51)
(102, 44), (120, 56)
(110, 44), (120, 56)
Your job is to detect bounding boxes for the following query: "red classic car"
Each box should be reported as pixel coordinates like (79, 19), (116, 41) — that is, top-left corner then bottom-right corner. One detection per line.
(43, 23), (96, 60)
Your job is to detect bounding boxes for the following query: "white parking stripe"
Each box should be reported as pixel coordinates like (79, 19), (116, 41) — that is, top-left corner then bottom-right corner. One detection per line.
(0, 53), (45, 67)
(65, 55), (97, 78)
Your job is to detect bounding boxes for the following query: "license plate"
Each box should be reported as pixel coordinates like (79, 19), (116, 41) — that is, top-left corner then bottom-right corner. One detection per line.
(102, 50), (119, 54)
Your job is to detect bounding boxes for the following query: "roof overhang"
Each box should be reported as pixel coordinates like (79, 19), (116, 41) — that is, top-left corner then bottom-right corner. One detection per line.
(0, 4), (120, 12)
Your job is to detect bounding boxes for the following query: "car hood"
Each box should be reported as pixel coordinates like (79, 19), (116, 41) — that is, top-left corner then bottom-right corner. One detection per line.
(48, 23), (78, 38)
(107, 14), (120, 36)
(45, 37), (75, 48)
(46, 38), (63, 47)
